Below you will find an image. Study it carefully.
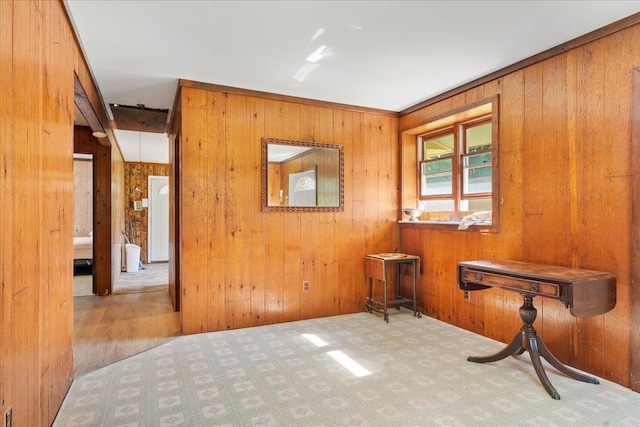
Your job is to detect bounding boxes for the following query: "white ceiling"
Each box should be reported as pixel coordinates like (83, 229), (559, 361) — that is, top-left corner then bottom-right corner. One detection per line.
(64, 1), (640, 162)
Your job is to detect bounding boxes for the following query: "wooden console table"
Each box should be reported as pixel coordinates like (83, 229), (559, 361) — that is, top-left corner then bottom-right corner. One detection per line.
(364, 253), (422, 322)
(457, 259), (616, 399)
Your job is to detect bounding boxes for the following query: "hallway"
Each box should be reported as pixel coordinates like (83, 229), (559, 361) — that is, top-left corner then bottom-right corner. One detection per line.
(73, 289), (180, 377)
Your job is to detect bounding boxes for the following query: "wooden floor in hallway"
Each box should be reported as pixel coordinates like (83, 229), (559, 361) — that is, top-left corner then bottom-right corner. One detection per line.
(73, 290), (181, 377)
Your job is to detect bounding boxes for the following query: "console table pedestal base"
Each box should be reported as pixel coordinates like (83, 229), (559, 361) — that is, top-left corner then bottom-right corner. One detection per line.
(467, 296), (599, 400)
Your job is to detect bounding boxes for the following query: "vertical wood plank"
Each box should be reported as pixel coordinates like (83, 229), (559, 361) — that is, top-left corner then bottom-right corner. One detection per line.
(631, 65), (640, 392)
(225, 94), (251, 306)
(249, 97), (266, 324)
(600, 27), (638, 385)
(263, 100), (285, 324)
(180, 89), (210, 333)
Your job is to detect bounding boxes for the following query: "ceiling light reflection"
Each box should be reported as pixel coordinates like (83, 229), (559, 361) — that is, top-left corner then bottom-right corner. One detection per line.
(309, 28), (325, 44)
(306, 45), (327, 63)
(294, 62), (318, 82)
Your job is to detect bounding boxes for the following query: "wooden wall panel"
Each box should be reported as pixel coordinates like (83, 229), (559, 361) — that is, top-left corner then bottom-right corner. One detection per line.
(599, 26), (638, 386)
(180, 90), (212, 333)
(1, 1), (121, 424)
(179, 86), (399, 333)
(631, 67), (640, 392)
(399, 23), (640, 388)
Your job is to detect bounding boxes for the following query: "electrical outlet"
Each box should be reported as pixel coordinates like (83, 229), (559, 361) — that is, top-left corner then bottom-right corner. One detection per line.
(303, 280), (310, 292)
(464, 291), (471, 301)
(5, 407), (12, 427)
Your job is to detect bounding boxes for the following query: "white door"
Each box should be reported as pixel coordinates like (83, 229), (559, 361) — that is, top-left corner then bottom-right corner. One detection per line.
(148, 176), (169, 262)
(289, 170), (317, 206)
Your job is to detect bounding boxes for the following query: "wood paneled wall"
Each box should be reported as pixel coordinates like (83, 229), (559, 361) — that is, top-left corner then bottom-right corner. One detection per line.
(124, 162), (169, 263)
(178, 85), (399, 334)
(399, 23), (640, 388)
(1, 1), (120, 425)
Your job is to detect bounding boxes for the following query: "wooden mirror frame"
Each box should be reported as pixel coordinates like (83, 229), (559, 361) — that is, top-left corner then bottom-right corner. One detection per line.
(262, 137), (344, 212)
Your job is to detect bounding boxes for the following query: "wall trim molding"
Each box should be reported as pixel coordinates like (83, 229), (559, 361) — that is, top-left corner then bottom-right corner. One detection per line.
(179, 79), (399, 118)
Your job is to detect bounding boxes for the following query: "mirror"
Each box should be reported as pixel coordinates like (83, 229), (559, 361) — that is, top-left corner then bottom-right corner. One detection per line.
(262, 137), (344, 212)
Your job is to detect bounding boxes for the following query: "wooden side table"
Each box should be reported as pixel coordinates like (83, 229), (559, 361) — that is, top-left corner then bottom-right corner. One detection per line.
(458, 259), (616, 399)
(364, 253), (422, 322)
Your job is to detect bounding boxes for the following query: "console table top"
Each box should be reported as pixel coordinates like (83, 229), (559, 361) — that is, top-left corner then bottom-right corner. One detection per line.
(458, 259), (615, 284)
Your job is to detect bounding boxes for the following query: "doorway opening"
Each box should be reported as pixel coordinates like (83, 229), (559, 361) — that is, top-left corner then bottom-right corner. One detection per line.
(72, 153), (94, 297)
(71, 78), (180, 377)
(114, 157), (170, 295)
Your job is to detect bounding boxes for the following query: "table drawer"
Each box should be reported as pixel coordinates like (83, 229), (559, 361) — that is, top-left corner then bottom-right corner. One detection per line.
(461, 269), (560, 298)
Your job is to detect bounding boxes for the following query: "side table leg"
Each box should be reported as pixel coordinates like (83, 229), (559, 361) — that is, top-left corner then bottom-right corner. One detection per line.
(383, 276), (389, 323)
(527, 332), (561, 400)
(466, 294), (591, 400)
(537, 337), (599, 384)
(412, 261), (421, 317)
(468, 333), (523, 363)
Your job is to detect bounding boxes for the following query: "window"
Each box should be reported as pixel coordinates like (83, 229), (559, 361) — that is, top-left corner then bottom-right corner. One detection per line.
(400, 95), (499, 230)
(419, 117), (492, 213)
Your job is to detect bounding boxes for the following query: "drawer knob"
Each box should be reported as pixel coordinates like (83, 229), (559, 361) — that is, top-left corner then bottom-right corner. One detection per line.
(475, 273), (483, 281)
(531, 283), (539, 292)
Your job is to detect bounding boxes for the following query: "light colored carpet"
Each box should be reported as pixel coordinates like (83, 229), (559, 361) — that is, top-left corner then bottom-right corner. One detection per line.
(54, 309), (639, 426)
(112, 262), (169, 295)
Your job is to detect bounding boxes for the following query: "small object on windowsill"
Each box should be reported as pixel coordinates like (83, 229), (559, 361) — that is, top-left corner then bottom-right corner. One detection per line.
(458, 211), (492, 230)
(402, 199), (426, 221)
(402, 208), (424, 221)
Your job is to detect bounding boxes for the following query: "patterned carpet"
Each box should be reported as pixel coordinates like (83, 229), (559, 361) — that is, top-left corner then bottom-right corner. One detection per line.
(54, 309), (639, 426)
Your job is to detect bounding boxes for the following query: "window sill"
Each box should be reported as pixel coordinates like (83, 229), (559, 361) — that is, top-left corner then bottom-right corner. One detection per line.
(398, 220), (495, 232)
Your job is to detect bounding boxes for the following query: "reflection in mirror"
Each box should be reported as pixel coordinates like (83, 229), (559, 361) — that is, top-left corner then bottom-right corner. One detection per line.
(262, 137), (344, 212)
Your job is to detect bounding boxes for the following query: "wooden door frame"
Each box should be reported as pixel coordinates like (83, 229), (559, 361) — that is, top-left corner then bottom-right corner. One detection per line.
(631, 67), (639, 392)
(73, 126), (112, 295)
(73, 75), (112, 295)
(171, 131), (181, 311)
(168, 86), (182, 313)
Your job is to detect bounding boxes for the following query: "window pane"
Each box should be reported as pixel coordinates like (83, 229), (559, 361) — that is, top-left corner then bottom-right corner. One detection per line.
(460, 198), (492, 212)
(422, 158), (452, 174)
(463, 165), (492, 194)
(424, 199), (454, 212)
(464, 151), (491, 167)
(421, 158), (452, 196)
(421, 171), (452, 196)
(423, 134), (454, 160)
(463, 152), (491, 194)
(466, 122), (491, 153)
